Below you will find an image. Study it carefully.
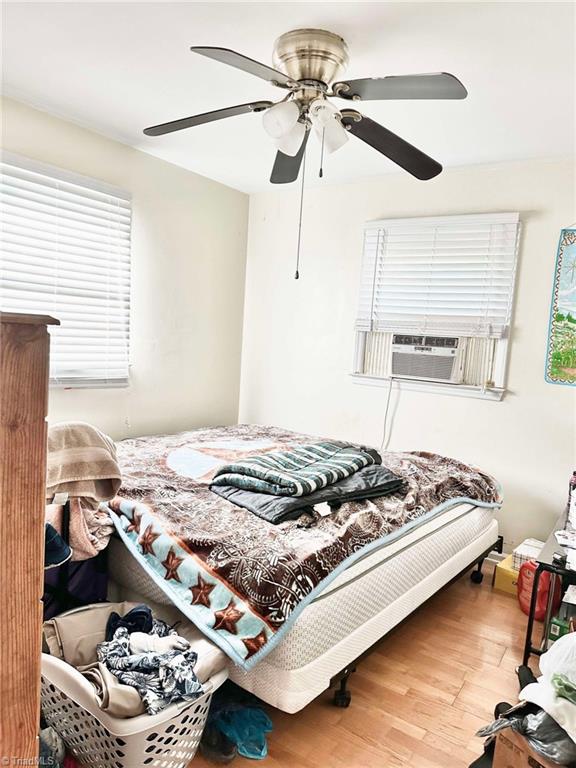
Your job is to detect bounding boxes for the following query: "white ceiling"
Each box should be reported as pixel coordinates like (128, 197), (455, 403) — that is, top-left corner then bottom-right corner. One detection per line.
(2, 1), (574, 193)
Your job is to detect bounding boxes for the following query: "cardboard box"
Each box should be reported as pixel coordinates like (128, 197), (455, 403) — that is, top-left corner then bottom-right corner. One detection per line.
(493, 554), (519, 596)
(493, 728), (559, 768)
(512, 538), (545, 571)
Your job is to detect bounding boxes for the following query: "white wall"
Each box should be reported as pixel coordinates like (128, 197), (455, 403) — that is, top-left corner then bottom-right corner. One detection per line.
(1, 97), (248, 440)
(239, 158), (576, 548)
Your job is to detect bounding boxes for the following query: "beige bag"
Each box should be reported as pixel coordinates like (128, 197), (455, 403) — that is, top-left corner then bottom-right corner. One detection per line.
(43, 601), (138, 667)
(81, 662), (145, 718)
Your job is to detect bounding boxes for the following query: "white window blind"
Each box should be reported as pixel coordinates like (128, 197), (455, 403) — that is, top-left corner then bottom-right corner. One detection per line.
(357, 213), (521, 338)
(0, 153), (131, 386)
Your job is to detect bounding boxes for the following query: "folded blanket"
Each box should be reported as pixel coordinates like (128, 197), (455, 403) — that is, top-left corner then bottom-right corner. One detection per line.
(212, 464), (404, 524)
(211, 441), (381, 497)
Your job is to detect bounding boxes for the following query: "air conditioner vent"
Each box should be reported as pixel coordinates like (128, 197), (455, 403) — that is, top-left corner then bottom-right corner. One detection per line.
(390, 335), (465, 383)
(391, 352), (456, 380)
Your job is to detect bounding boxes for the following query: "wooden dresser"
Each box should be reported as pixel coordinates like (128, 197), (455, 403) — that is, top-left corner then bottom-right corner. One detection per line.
(0, 312), (58, 759)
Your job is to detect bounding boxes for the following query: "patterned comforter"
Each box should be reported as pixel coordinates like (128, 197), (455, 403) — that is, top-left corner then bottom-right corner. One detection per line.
(109, 425), (501, 670)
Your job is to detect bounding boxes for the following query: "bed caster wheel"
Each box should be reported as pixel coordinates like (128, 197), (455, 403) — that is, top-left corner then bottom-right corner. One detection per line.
(333, 690), (351, 708)
(470, 569), (484, 584)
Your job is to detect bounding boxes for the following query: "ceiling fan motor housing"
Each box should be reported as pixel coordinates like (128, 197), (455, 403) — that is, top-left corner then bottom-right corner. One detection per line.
(273, 29), (349, 87)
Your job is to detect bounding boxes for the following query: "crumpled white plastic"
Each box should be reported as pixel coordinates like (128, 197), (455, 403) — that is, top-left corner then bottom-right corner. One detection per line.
(521, 633), (576, 742)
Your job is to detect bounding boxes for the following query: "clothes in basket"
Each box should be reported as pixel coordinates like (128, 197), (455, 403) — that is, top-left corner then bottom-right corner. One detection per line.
(43, 601), (223, 717)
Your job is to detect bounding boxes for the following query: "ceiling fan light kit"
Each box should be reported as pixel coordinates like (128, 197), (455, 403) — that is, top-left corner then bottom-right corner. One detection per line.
(144, 27), (468, 184)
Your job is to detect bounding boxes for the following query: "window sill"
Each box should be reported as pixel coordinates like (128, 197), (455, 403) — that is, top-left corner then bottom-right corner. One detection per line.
(350, 373), (505, 401)
(50, 378), (129, 390)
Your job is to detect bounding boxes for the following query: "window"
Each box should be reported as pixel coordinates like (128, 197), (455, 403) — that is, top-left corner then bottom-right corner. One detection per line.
(0, 153), (131, 387)
(353, 213), (521, 399)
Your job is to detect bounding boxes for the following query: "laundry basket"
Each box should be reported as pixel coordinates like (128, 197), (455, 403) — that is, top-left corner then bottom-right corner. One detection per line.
(41, 653), (228, 768)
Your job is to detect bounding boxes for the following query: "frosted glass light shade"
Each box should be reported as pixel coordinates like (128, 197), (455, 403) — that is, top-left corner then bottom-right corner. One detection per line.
(323, 118), (349, 154)
(309, 98), (336, 128)
(308, 98), (348, 154)
(262, 101), (300, 139)
(274, 121), (306, 156)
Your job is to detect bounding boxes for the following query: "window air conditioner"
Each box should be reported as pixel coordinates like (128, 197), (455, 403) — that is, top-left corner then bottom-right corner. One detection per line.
(390, 335), (466, 383)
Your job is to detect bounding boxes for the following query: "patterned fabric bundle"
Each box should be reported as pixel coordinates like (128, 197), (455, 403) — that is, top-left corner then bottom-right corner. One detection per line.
(211, 441), (380, 496)
(97, 622), (203, 715)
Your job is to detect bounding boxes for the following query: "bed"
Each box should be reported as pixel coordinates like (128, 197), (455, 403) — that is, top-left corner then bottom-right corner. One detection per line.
(106, 424), (501, 713)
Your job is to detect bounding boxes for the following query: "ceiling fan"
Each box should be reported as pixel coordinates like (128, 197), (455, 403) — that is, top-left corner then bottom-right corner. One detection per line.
(144, 29), (468, 184)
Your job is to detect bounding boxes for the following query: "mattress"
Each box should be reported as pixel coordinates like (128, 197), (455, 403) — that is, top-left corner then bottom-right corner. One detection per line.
(109, 503), (497, 711)
(111, 424), (501, 669)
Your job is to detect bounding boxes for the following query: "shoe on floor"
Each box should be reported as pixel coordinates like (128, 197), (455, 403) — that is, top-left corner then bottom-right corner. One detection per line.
(494, 701), (514, 719)
(200, 724), (237, 764)
(516, 664), (538, 690)
(44, 523), (72, 569)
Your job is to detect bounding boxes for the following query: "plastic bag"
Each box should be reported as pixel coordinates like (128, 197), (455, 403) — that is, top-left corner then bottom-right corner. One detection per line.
(517, 560), (562, 620)
(541, 632), (576, 685)
(477, 704), (576, 765)
(552, 673), (576, 705)
(215, 707), (273, 760)
(536, 633), (576, 709)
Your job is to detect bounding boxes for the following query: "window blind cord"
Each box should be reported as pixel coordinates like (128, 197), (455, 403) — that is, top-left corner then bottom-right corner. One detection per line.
(294, 143), (307, 280)
(379, 375), (395, 452)
(368, 229), (381, 332)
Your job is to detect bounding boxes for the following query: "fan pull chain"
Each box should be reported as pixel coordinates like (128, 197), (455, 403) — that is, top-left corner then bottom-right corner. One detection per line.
(295, 144), (307, 280)
(319, 128), (325, 178)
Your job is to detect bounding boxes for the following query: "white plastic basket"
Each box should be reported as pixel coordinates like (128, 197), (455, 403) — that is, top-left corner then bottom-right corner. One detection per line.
(41, 653), (228, 768)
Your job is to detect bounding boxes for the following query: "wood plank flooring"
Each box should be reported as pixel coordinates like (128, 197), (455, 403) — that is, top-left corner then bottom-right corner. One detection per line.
(194, 562), (532, 768)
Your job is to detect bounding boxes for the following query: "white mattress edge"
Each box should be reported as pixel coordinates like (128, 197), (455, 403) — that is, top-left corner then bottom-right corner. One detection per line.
(316, 501), (480, 596)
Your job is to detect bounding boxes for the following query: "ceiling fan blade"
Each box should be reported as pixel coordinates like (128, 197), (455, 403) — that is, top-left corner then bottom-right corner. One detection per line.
(191, 46), (294, 87)
(270, 131), (309, 184)
(144, 101), (273, 136)
(341, 112), (442, 180)
(333, 73), (468, 101)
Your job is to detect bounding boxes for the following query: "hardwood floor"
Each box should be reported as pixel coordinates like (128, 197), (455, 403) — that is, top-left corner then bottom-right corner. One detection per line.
(195, 562), (532, 768)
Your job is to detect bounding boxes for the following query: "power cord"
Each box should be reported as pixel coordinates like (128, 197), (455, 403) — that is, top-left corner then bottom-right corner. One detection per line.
(379, 375), (395, 452)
